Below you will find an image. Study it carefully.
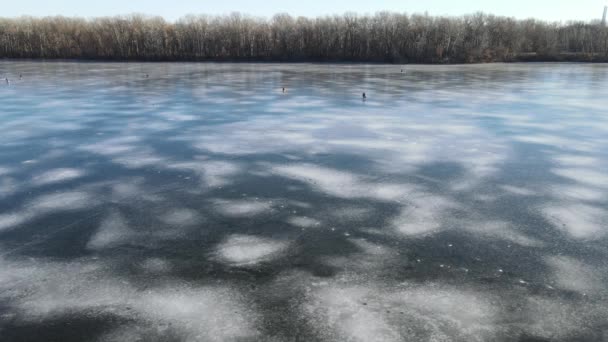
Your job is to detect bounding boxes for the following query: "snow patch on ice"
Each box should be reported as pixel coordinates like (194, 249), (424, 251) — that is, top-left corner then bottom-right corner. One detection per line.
(549, 185), (605, 202)
(0, 212), (30, 232)
(87, 211), (137, 250)
(465, 221), (543, 247)
(287, 216), (321, 228)
(215, 234), (289, 266)
(170, 160), (241, 187)
(301, 280), (498, 342)
(0, 257), (260, 342)
(391, 194), (459, 237)
(546, 256), (603, 294)
(542, 203), (607, 239)
(500, 185), (536, 196)
(552, 168), (608, 188)
(212, 199), (272, 217)
(272, 163), (414, 202)
(161, 208), (203, 226)
(27, 191), (93, 211)
(32, 168), (86, 186)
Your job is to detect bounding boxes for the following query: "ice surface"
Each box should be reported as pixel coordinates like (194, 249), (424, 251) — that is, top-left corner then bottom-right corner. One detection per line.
(1, 62), (608, 341)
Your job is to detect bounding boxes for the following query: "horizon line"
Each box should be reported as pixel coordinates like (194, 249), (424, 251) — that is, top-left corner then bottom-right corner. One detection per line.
(0, 11), (603, 24)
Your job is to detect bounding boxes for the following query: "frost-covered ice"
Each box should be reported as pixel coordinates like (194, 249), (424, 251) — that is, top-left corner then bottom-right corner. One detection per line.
(1, 62), (608, 341)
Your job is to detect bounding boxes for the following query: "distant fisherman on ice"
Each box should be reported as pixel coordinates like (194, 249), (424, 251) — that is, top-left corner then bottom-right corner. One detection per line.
(362, 92), (366, 100)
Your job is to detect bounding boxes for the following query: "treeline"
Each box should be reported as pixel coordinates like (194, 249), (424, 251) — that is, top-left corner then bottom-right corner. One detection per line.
(1, 12), (608, 63)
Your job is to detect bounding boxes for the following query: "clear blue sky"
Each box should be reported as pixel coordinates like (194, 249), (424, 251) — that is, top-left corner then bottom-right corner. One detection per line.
(3, 0), (607, 22)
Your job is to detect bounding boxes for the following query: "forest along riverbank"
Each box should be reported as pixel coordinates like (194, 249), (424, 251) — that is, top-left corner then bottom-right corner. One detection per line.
(1, 13), (608, 63)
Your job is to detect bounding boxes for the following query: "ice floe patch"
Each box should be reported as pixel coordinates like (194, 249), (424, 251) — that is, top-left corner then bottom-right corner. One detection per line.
(214, 234), (289, 266)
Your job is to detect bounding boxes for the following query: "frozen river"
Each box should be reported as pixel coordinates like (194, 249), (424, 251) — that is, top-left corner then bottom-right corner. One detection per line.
(0, 61), (607, 341)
